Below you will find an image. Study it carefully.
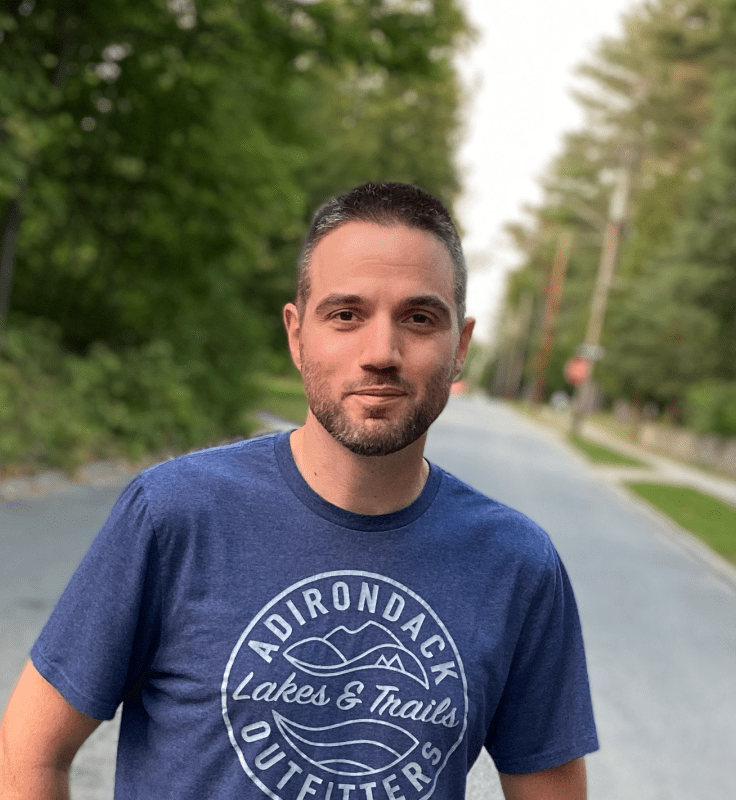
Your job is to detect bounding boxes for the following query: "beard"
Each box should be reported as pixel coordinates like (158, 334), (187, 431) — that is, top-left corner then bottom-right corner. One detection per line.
(300, 347), (456, 457)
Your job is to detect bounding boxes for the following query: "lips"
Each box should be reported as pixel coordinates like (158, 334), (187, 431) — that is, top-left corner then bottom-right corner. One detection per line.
(348, 389), (409, 405)
(350, 387), (407, 397)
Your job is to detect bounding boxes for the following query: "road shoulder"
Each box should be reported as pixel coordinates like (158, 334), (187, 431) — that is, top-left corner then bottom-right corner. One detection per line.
(510, 402), (736, 592)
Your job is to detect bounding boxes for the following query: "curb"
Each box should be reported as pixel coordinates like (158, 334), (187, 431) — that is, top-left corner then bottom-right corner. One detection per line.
(512, 405), (736, 593)
(610, 479), (736, 594)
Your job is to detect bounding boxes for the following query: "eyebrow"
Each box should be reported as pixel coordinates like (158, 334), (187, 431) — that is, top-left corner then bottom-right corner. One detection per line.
(402, 295), (453, 320)
(313, 293), (454, 321)
(313, 294), (363, 316)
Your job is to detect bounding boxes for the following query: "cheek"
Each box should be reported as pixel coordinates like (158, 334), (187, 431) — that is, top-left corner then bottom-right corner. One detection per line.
(300, 335), (354, 375)
(413, 341), (456, 374)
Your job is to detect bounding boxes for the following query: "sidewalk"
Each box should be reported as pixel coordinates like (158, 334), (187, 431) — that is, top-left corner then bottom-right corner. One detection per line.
(530, 405), (736, 508)
(582, 419), (736, 509)
(526, 405), (736, 590)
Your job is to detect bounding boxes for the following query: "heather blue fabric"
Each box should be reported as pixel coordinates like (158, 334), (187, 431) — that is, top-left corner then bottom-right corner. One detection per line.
(32, 432), (598, 799)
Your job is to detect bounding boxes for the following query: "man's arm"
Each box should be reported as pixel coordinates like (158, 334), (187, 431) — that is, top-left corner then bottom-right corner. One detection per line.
(499, 757), (587, 800)
(0, 661), (101, 800)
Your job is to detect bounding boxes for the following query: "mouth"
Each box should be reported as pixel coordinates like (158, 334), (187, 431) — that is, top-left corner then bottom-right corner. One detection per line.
(349, 386), (408, 398)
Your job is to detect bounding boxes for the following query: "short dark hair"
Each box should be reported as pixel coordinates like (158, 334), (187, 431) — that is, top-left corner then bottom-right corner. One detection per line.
(296, 182), (466, 322)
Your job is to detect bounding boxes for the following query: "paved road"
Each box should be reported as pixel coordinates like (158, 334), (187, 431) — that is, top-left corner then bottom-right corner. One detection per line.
(1, 483), (125, 797)
(2, 396), (734, 799)
(428, 397), (736, 800)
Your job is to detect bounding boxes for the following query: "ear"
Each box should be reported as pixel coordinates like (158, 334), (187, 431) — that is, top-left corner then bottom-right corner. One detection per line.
(453, 317), (475, 378)
(283, 302), (302, 372)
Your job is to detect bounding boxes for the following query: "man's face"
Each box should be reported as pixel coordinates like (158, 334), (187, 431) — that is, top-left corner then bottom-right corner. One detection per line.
(284, 222), (474, 456)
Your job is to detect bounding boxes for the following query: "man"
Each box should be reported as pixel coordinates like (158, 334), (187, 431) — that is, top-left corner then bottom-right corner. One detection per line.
(0, 182), (598, 799)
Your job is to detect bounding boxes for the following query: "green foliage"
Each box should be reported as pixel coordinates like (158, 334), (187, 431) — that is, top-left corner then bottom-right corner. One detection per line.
(1, 2), (470, 340)
(627, 481), (736, 565)
(256, 373), (309, 426)
(601, 257), (721, 404)
(568, 434), (646, 467)
(684, 380), (736, 436)
(0, 0), (471, 470)
(0, 318), (252, 473)
(496, 0), (736, 416)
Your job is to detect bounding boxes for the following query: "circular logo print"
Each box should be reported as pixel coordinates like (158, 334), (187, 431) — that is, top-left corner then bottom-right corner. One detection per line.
(222, 571), (468, 799)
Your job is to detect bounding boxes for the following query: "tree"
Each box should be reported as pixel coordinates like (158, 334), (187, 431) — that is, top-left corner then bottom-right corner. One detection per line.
(1, 0), (471, 343)
(497, 0), (724, 412)
(0, 0), (472, 464)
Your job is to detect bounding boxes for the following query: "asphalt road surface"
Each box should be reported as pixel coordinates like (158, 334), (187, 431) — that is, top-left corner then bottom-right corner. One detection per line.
(2, 396), (734, 799)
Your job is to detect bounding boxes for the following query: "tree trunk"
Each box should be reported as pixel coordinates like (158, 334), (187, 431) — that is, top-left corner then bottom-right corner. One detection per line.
(0, 178), (27, 327)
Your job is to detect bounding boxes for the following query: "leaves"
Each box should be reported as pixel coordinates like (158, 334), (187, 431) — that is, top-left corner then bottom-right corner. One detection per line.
(0, 0), (470, 468)
(496, 0), (736, 425)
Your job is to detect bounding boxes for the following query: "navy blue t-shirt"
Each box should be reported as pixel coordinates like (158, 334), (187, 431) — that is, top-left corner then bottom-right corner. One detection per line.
(32, 432), (598, 799)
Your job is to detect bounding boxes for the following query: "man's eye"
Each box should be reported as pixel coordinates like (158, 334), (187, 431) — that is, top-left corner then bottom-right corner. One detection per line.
(335, 311), (355, 321)
(409, 313), (432, 325)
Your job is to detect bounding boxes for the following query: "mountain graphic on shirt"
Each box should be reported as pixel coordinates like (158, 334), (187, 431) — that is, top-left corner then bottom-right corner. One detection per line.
(282, 621), (430, 689)
(272, 710), (419, 777)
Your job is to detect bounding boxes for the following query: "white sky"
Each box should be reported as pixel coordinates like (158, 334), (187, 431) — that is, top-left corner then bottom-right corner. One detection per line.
(454, 0), (641, 343)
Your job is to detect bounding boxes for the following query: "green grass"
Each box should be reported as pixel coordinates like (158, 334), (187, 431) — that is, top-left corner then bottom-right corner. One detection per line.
(255, 373), (309, 425)
(626, 482), (736, 566)
(568, 434), (647, 467)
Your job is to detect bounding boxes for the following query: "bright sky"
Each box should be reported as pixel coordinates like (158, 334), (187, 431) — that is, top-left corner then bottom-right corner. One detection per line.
(454, 0), (640, 343)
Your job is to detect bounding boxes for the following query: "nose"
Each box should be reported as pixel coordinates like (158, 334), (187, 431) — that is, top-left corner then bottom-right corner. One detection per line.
(359, 315), (402, 373)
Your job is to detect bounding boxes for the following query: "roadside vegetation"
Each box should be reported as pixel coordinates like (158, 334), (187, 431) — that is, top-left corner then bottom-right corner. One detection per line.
(567, 434), (646, 468)
(255, 373), (309, 428)
(514, 401), (735, 566)
(515, 403), (646, 467)
(489, 0), (736, 440)
(0, 1), (471, 477)
(626, 482), (736, 566)
(0, 326), (306, 477)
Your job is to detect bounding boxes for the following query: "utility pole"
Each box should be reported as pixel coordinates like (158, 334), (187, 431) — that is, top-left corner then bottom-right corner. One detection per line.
(570, 159), (633, 435)
(532, 230), (573, 403)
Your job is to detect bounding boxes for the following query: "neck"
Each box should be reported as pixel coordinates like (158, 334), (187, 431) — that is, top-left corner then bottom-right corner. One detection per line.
(289, 415), (430, 515)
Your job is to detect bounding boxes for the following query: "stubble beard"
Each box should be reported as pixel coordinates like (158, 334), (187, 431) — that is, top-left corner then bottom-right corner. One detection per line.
(300, 346), (456, 457)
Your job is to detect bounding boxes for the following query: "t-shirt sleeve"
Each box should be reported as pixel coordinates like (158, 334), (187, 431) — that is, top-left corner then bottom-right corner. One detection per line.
(31, 477), (161, 721)
(485, 546), (599, 774)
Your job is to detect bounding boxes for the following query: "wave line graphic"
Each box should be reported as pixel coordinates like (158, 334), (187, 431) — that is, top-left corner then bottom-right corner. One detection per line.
(272, 711), (419, 777)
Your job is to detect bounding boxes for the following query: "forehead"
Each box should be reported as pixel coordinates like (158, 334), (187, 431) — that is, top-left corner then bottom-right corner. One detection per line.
(307, 221), (455, 304)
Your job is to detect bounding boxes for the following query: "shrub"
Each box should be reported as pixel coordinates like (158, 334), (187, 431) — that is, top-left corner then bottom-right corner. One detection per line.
(684, 380), (736, 437)
(0, 318), (258, 474)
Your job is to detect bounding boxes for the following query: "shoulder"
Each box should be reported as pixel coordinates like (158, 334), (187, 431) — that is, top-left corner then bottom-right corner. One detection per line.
(123, 433), (283, 531)
(431, 464), (556, 574)
(140, 432), (279, 492)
